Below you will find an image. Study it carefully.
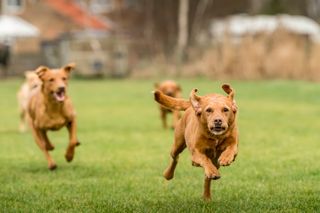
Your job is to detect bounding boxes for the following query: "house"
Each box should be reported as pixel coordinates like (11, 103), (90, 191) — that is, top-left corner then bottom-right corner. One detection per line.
(0, 0), (112, 74)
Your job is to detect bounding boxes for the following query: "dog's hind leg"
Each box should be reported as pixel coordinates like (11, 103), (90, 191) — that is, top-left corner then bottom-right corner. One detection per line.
(161, 109), (167, 129)
(65, 118), (80, 162)
(203, 177), (212, 200)
(172, 110), (180, 129)
(19, 110), (27, 132)
(163, 130), (186, 180)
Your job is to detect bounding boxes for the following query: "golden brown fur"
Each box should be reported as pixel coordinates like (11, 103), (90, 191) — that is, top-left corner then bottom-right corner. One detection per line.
(27, 63), (80, 170)
(154, 80), (182, 129)
(154, 84), (239, 200)
(17, 71), (41, 132)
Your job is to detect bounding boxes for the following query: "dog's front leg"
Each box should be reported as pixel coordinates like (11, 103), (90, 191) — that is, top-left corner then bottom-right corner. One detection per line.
(218, 137), (238, 166)
(65, 118), (80, 162)
(28, 120), (56, 169)
(42, 130), (55, 151)
(203, 176), (212, 200)
(192, 150), (220, 180)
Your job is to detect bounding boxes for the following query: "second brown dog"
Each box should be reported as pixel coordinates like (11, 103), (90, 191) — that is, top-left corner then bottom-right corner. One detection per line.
(27, 63), (80, 170)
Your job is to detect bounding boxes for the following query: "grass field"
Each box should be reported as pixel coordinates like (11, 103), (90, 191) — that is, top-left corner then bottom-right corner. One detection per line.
(0, 78), (319, 212)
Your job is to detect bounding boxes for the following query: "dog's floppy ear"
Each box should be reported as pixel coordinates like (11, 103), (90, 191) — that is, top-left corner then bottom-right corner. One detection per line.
(222, 84), (235, 100)
(63, 62), (76, 74)
(222, 84), (237, 113)
(190, 88), (202, 116)
(35, 66), (49, 80)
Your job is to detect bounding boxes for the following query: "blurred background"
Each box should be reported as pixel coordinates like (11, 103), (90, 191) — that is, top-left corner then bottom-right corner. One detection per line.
(1, 0), (320, 80)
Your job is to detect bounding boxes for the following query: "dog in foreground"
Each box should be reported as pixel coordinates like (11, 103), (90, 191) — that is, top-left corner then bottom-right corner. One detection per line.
(154, 84), (239, 200)
(27, 63), (80, 170)
(17, 71), (42, 132)
(154, 80), (182, 129)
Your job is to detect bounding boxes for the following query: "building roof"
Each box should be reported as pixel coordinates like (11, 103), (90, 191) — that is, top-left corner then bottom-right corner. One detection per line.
(44, 0), (110, 31)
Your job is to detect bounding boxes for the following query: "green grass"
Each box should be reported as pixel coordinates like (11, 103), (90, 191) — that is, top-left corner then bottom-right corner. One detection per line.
(0, 78), (319, 212)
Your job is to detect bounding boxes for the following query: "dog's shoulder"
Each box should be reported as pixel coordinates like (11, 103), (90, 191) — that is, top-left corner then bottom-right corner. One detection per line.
(64, 98), (76, 116)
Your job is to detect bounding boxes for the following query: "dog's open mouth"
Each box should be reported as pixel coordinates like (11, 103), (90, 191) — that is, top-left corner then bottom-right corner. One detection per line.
(210, 126), (226, 135)
(53, 90), (65, 102)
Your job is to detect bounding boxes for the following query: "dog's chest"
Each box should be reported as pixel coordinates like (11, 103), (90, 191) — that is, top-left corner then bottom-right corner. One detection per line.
(35, 112), (68, 130)
(205, 138), (220, 149)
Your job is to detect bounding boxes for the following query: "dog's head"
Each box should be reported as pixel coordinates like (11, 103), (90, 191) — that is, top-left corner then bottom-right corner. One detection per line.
(35, 63), (75, 102)
(190, 84), (237, 136)
(155, 80), (181, 97)
(25, 71), (41, 90)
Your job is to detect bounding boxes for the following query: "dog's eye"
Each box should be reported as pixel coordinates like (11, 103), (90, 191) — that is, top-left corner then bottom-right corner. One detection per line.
(223, 107), (229, 112)
(49, 78), (54, 82)
(62, 77), (67, 81)
(206, 108), (213, 113)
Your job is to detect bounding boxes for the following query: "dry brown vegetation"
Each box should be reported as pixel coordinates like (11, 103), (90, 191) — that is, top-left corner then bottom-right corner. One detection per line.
(132, 29), (320, 80)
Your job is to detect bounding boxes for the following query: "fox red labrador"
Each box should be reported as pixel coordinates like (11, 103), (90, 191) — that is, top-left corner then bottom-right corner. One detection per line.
(27, 63), (80, 170)
(154, 84), (239, 200)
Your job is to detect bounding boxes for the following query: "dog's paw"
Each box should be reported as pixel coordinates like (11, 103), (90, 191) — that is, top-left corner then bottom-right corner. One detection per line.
(65, 142), (80, 162)
(48, 163), (57, 170)
(205, 168), (220, 180)
(192, 161), (201, 167)
(65, 147), (75, 162)
(163, 169), (174, 180)
(45, 143), (55, 151)
(218, 151), (235, 166)
(203, 194), (212, 201)
(65, 152), (74, 162)
(163, 173), (174, 180)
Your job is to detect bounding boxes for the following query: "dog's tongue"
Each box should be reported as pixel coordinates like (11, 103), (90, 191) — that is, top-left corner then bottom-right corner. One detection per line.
(54, 92), (65, 102)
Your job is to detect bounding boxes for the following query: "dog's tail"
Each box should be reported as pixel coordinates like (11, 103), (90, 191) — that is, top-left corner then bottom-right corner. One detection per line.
(153, 90), (190, 111)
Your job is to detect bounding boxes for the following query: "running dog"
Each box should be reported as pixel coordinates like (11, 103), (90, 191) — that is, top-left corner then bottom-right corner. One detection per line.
(28, 63), (80, 170)
(154, 84), (239, 200)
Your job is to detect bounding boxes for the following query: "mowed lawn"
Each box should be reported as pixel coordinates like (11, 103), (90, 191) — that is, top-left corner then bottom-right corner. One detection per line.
(0, 78), (319, 212)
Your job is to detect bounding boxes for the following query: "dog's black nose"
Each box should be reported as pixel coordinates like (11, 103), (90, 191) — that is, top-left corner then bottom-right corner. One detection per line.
(214, 119), (222, 125)
(57, 87), (65, 92)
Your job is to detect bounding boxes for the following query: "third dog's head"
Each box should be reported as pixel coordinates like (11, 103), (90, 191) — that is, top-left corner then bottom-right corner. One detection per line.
(190, 84), (238, 136)
(35, 63), (75, 102)
(155, 80), (181, 98)
(25, 71), (41, 90)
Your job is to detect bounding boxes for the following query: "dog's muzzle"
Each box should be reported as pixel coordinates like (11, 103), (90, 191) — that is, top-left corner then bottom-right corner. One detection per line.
(53, 87), (66, 102)
(209, 119), (227, 135)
